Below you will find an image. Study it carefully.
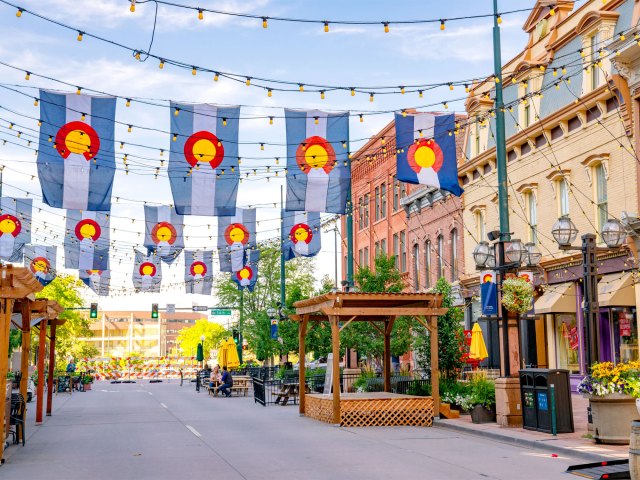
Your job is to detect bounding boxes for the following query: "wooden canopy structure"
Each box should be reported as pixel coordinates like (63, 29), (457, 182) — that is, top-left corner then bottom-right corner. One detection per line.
(291, 292), (447, 425)
(0, 265), (64, 461)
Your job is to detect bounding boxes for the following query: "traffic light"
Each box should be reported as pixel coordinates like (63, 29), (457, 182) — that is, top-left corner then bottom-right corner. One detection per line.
(90, 303), (98, 319)
(151, 303), (159, 319)
(232, 329), (239, 344)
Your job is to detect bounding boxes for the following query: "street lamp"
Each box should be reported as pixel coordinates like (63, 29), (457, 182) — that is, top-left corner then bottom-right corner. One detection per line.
(523, 242), (542, 268)
(504, 239), (526, 264)
(550, 214), (627, 368)
(473, 241), (492, 269)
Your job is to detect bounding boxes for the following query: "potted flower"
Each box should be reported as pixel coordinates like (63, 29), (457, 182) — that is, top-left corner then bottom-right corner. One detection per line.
(469, 376), (496, 424)
(577, 361), (640, 444)
(501, 277), (534, 314)
(82, 374), (94, 391)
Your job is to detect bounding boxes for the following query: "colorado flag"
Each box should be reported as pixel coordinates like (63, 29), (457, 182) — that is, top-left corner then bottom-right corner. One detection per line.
(184, 250), (213, 295)
(282, 210), (321, 260)
(64, 210), (110, 270)
(285, 109), (350, 214)
(217, 208), (256, 272)
(24, 245), (57, 286)
(0, 198), (32, 262)
(133, 250), (162, 292)
(144, 206), (184, 264)
(232, 249), (260, 292)
(80, 269), (110, 296)
(395, 112), (462, 196)
(169, 102), (240, 216)
(37, 90), (116, 211)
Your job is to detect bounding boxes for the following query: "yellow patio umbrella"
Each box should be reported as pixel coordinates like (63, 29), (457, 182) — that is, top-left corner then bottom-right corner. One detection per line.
(469, 323), (489, 361)
(226, 337), (241, 369)
(217, 339), (229, 368)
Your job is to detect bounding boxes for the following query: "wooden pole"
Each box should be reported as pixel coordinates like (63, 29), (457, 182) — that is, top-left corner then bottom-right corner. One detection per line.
(0, 298), (15, 461)
(47, 322), (57, 416)
(19, 300), (31, 400)
(383, 319), (391, 393)
(298, 315), (308, 416)
(430, 316), (440, 418)
(331, 316), (341, 425)
(35, 319), (47, 424)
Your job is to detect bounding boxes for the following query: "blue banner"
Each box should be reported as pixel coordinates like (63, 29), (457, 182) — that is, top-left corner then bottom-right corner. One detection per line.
(24, 245), (57, 286)
(282, 210), (321, 260)
(480, 270), (498, 316)
(232, 249), (260, 292)
(217, 208), (256, 272)
(184, 250), (213, 295)
(0, 197), (32, 262)
(144, 205), (184, 264)
(64, 210), (110, 270)
(80, 269), (110, 296)
(132, 250), (162, 292)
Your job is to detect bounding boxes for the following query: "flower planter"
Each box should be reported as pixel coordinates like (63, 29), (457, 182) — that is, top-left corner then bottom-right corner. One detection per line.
(470, 405), (496, 424)
(589, 394), (637, 445)
(83, 383), (92, 391)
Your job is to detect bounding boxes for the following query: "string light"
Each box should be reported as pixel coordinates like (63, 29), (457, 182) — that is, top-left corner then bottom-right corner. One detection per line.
(130, 0), (136, 13)
(384, 22), (389, 33)
(125, 98), (131, 107)
(320, 90), (325, 100)
(192, 67), (197, 76)
(267, 89), (272, 97)
(449, 83), (454, 90)
(198, 9), (203, 20)
(324, 21), (329, 33)
(246, 78), (251, 86)
(440, 20), (445, 30)
(549, 6), (555, 16)
(497, 14), (502, 24)
(262, 17), (268, 28)
(369, 93), (374, 102)
(159, 59), (165, 69)
(269, 116), (274, 125)
(418, 90), (423, 98)
(214, 72), (219, 81)
(359, 114), (364, 123)
(24, 72), (30, 81)
(350, 88), (355, 97)
(299, 84), (304, 92)
(77, 31), (83, 41)
(16, 8), (22, 17)
(222, 118), (227, 126)
(76, 87), (81, 95)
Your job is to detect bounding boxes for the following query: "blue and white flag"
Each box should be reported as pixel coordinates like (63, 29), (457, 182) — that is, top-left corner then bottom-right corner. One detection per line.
(24, 245), (57, 286)
(217, 208), (256, 272)
(395, 112), (463, 196)
(282, 210), (321, 260)
(185, 250), (213, 295)
(133, 250), (162, 292)
(64, 210), (109, 270)
(0, 198), (32, 262)
(37, 90), (116, 211)
(144, 206), (184, 264)
(168, 103), (240, 216)
(80, 269), (110, 296)
(285, 109), (350, 214)
(232, 249), (260, 292)
(480, 271), (498, 317)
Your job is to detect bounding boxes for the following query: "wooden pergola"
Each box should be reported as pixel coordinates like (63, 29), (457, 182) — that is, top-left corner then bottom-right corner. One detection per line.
(0, 265), (64, 460)
(291, 292), (446, 425)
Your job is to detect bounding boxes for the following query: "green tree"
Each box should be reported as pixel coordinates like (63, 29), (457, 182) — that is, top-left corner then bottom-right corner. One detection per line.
(36, 275), (98, 371)
(176, 319), (227, 359)
(414, 277), (465, 380)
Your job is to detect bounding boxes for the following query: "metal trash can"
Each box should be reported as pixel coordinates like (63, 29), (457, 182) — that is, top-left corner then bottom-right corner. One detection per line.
(519, 368), (574, 433)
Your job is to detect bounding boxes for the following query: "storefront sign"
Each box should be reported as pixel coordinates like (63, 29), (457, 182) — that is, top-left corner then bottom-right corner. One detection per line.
(480, 271), (498, 316)
(620, 313), (632, 337)
(569, 327), (579, 351)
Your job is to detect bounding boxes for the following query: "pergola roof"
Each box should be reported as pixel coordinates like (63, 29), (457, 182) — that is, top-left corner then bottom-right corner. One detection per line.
(0, 265), (43, 299)
(10, 298), (65, 329)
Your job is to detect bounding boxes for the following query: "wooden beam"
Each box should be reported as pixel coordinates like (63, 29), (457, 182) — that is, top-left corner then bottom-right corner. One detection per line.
(430, 316), (440, 419)
(367, 321), (385, 336)
(35, 318), (47, 424)
(47, 322), (57, 416)
(298, 314), (309, 416)
(330, 315), (341, 425)
(295, 298), (335, 315)
(338, 315), (357, 333)
(0, 298), (15, 462)
(19, 300), (31, 441)
(321, 307), (448, 317)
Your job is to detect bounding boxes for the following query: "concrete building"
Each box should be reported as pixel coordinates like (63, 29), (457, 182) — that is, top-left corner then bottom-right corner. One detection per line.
(83, 311), (206, 357)
(459, 0), (640, 385)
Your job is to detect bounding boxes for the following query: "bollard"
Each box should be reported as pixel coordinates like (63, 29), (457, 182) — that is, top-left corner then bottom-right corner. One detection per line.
(550, 384), (557, 437)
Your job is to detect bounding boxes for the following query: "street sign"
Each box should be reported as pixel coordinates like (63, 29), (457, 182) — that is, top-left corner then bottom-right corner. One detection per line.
(192, 306), (209, 312)
(166, 304), (175, 314)
(211, 308), (232, 316)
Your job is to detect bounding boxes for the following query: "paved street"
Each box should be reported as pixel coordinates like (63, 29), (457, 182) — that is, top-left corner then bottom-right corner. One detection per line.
(4, 381), (581, 480)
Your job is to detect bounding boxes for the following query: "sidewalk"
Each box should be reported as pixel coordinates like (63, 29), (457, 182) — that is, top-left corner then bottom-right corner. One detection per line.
(434, 395), (629, 462)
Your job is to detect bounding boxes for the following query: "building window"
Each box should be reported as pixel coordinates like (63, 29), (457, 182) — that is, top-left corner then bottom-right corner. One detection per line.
(424, 241), (431, 289)
(380, 238), (386, 256)
(358, 249), (363, 269)
(363, 194), (369, 227)
(595, 163), (608, 233)
(400, 182), (407, 199)
(474, 118), (481, 156)
(475, 209), (486, 241)
(591, 33), (600, 91)
(437, 235), (444, 279)
(363, 247), (369, 268)
(523, 82), (531, 128)
(393, 176), (399, 211)
(374, 241), (380, 257)
(374, 186), (380, 222)
(558, 178), (570, 217)
(358, 197), (364, 230)
(450, 229), (458, 282)
(526, 191), (537, 244)
(393, 233), (399, 269)
(413, 244), (420, 291)
(555, 314), (579, 373)
(400, 231), (407, 272)
(380, 183), (387, 219)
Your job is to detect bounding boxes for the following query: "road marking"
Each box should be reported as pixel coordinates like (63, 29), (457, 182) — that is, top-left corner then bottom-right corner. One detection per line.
(148, 392), (153, 396)
(185, 425), (201, 438)
(160, 403), (168, 409)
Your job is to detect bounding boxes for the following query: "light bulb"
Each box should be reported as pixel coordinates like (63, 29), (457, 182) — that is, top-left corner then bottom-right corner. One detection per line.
(174, 108), (180, 116)
(359, 114), (364, 123)
(495, 76), (500, 83)
(267, 89), (272, 97)
(192, 67), (197, 76)
(324, 22), (329, 33)
(549, 7), (555, 16)
(262, 17), (268, 28)
(222, 118), (227, 126)
(77, 31), (83, 41)
(449, 83), (454, 91)
(76, 87), (81, 95)
(384, 23), (389, 33)
(128, 125), (132, 133)
(214, 72), (219, 81)
(401, 110), (407, 117)
(320, 91), (325, 100)
(81, 113), (86, 121)
(314, 116), (319, 125)
(465, 84), (469, 93)
(369, 93), (374, 102)
(126, 99), (131, 107)
(198, 9), (203, 20)
(443, 102), (448, 109)
(269, 117), (274, 125)
(440, 20), (445, 30)
(299, 84), (304, 92)
(418, 90), (423, 98)
(351, 88), (355, 96)
(400, 86), (405, 94)
(497, 15), (502, 24)
(16, 8), (22, 17)
(135, 51), (141, 61)
(260, 143), (264, 150)
(34, 99), (38, 106)
(562, 67), (567, 74)
(173, 134), (177, 141)
(130, 1), (135, 13)
(159, 59), (164, 69)
(246, 78), (251, 86)
(25, 72), (30, 81)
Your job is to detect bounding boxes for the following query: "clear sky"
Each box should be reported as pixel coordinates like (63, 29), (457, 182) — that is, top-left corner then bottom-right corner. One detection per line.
(0, 0), (536, 310)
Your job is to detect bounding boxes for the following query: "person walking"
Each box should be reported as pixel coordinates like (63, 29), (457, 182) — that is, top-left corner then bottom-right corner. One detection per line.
(179, 368), (184, 387)
(217, 366), (233, 397)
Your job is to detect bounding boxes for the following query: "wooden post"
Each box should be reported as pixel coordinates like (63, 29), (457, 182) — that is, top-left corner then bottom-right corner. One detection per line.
(298, 315), (308, 416)
(47, 322), (57, 416)
(0, 298), (15, 461)
(330, 316), (341, 425)
(19, 300), (31, 400)
(383, 319), (391, 393)
(430, 316), (440, 418)
(35, 318), (47, 424)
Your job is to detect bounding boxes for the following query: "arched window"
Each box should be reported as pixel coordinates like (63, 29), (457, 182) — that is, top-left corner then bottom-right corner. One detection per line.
(424, 241), (431, 289)
(450, 229), (458, 281)
(413, 244), (420, 291)
(437, 235), (444, 280)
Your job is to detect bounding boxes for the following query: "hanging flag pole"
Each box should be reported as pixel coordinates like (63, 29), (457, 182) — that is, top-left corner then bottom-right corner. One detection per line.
(280, 185), (286, 305)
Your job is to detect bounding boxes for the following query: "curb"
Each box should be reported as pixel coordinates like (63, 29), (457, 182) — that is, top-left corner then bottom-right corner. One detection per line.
(433, 419), (626, 462)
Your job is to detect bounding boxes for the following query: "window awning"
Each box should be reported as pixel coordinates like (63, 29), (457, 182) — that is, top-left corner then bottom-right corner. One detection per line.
(598, 272), (635, 307)
(534, 282), (576, 314)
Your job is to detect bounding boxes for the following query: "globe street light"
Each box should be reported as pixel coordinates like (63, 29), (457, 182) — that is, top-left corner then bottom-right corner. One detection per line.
(504, 239), (526, 265)
(523, 242), (542, 267)
(551, 216), (579, 248)
(601, 218), (626, 248)
(473, 241), (492, 269)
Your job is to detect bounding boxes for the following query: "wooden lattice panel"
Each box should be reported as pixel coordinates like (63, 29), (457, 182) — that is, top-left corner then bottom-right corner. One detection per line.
(305, 394), (434, 427)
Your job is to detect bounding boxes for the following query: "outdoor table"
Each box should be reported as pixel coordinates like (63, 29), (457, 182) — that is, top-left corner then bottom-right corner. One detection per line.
(208, 379), (221, 396)
(275, 382), (308, 406)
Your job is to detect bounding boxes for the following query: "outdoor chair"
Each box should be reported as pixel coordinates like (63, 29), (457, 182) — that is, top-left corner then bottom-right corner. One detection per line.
(10, 394), (26, 446)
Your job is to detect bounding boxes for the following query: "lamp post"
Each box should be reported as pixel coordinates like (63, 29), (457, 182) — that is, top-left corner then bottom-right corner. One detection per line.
(551, 215), (626, 368)
(200, 334), (206, 367)
(472, 234), (541, 376)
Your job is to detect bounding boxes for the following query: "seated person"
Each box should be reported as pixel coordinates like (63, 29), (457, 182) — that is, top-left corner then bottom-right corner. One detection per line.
(209, 365), (221, 388)
(217, 366), (233, 397)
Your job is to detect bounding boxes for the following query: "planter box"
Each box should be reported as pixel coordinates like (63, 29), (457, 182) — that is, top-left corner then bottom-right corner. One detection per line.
(470, 405), (496, 424)
(588, 393), (637, 445)
(83, 383), (92, 391)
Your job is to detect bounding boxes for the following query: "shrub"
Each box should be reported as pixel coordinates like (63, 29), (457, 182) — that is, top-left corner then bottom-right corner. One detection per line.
(469, 376), (496, 408)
